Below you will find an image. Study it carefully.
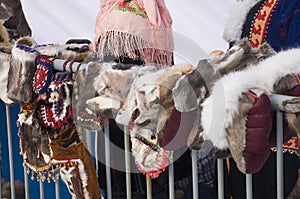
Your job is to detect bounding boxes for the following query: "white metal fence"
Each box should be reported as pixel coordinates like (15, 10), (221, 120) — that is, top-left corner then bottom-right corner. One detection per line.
(2, 94), (293, 199)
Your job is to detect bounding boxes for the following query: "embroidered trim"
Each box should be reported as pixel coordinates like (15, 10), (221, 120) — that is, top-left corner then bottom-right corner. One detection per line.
(249, 0), (279, 48)
(24, 165), (59, 182)
(135, 134), (161, 152)
(61, 59), (82, 72)
(271, 136), (299, 156)
(33, 55), (57, 94)
(113, 1), (147, 19)
(53, 159), (90, 199)
(245, 89), (258, 99)
(292, 73), (300, 85)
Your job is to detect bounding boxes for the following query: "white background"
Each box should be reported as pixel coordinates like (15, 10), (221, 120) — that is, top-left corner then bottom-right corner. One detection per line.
(20, 0), (236, 64)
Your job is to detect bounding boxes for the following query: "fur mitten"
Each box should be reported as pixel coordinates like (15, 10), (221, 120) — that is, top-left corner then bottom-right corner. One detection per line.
(7, 37), (38, 104)
(0, 23), (14, 104)
(72, 62), (103, 130)
(170, 39), (275, 150)
(155, 65), (194, 148)
(17, 104), (53, 180)
(226, 89), (272, 173)
(202, 48), (300, 174)
(35, 71), (74, 135)
(274, 73), (300, 148)
(0, 48), (14, 104)
(283, 97), (300, 151)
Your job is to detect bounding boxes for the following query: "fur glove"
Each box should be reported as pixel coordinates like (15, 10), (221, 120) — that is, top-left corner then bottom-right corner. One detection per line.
(7, 37), (38, 104)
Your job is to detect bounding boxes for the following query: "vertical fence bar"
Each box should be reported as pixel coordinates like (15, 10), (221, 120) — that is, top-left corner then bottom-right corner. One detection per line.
(217, 159), (224, 199)
(85, 129), (93, 155)
(246, 174), (253, 199)
(23, 166), (29, 199)
(55, 180), (60, 199)
(95, 132), (99, 179)
(276, 111), (284, 199)
(6, 105), (15, 199)
(168, 161), (175, 199)
(191, 150), (198, 199)
(39, 180), (44, 199)
(124, 126), (132, 199)
(146, 174), (152, 199)
(104, 120), (112, 199)
(0, 140), (2, 199)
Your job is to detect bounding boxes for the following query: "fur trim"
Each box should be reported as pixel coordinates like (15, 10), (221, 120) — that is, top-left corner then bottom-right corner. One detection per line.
(283, 97), (300, 113)
(172, 39), (274, 113)
(7, 42), (39, 103)
(0, 51), (14, 104)
(59, 43), (92, 62)
(209, 39), (275, 75)
(12, 42), (39, 61)
(201, 48), (300, 149)
(0, 46), (12, 54)
(15, 36), (36, 47)
(86, 96), (121, 113)
(156, 65), (194, 137)
(36, 44), (61, 56)
(0, 22), (10, 45)
(117, 68), (165, 125)
(223, 0), (261, 42)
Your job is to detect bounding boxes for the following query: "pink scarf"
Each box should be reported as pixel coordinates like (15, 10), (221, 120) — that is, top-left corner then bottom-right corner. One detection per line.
(91, 0), (174, 66)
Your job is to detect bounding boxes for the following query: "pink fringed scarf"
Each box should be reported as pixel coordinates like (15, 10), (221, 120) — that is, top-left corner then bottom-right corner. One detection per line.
(91, 0), (174, 66)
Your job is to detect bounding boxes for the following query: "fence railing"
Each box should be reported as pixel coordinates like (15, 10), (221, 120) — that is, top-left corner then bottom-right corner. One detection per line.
(2, 94), (294, 199)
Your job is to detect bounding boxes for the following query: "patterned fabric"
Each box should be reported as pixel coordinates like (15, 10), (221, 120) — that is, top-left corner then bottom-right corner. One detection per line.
(33, 55), (56, 94)
(113, 0), (147, 18)
(248, 0), (279, 48)
(197, 148), (216, 188)
(271, 136), (299, 155)
(130, 123), (172, 179)
(243, 0), (300, 51)
(36, 72), (74, 134)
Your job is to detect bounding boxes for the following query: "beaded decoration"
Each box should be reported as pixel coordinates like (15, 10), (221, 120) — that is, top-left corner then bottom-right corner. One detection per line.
(271, 136), (299, 156)
(130, 124), (172, 179)
(135, 134), (161, 152)
(17, 104), (58, 182)
(36, 72), (74, 133)
(249, 0), (279, 48)
(33, 55), (57, 94)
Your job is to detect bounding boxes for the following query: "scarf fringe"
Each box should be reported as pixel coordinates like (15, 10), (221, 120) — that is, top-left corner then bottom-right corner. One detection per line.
(91, 30), (173, 66)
